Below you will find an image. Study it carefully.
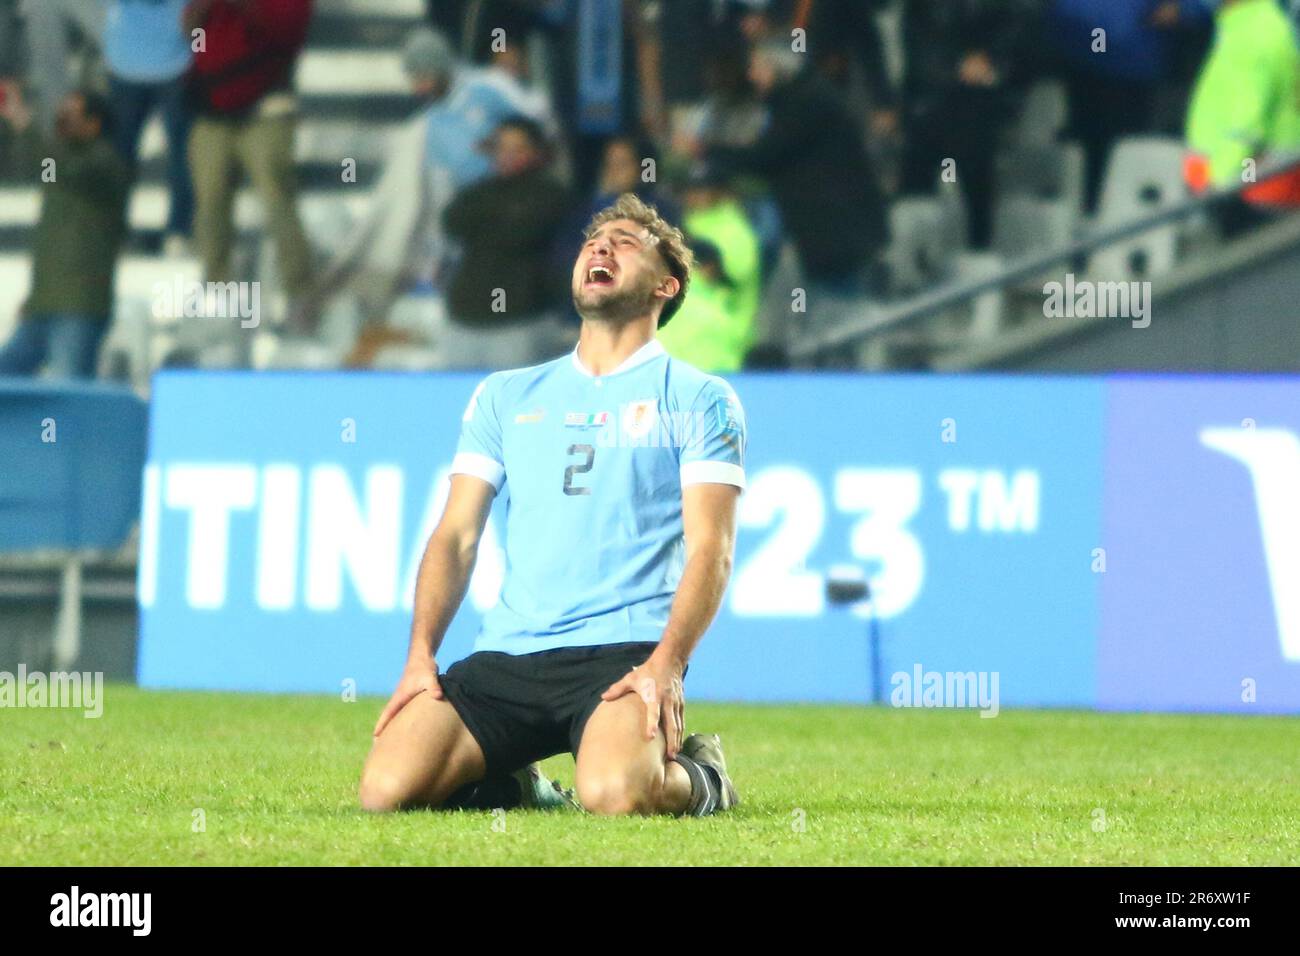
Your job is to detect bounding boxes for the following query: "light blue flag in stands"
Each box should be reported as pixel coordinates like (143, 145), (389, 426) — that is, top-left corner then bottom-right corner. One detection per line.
(577, 0), (622, 135)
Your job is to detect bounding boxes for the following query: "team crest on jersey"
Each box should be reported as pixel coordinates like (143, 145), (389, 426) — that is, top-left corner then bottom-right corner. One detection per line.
(622, 399), (659, 440)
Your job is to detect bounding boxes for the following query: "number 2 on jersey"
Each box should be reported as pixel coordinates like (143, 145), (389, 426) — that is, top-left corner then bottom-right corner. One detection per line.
(563, 444), (595, 495)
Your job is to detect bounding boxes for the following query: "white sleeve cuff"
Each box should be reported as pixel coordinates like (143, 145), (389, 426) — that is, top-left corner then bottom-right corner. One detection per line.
(451, 451), (505, 491)
(680, 460), (746, 491)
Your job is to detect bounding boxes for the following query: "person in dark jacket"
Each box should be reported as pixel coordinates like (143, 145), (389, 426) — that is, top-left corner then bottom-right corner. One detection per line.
(898, 0), (1043, 248)
(757, 0), (895, 98)
(0, 83), (129, 378)
(703, 36), (889, 291)
(441, 115), (573, 369)
(1047, 0), (1211, 211)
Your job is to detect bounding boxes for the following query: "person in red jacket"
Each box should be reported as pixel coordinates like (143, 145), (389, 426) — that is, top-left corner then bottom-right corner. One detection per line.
(183, 0), (313, 348)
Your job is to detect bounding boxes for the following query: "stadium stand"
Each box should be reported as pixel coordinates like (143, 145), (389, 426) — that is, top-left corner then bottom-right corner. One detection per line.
(0, 0), (1297, 380)
(0, 0), (422, 381)
(0, 0), (426, 666)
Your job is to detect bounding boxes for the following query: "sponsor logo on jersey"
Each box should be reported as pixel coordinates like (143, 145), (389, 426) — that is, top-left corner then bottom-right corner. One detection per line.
(514, 409), (545, 424)
(564, 411), (609, 428)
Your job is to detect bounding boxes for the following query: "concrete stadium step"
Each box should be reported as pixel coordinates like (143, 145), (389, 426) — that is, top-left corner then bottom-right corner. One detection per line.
(308, 13), (425, 50)
(0, 157), (383, 191)
(145, 114), (408, 163)
(0, 184), (373, 236)
(317, 0), (425, 17)
(0, 105), (405, 184)
(0, 110), (411, 189)
(297, 48), (410, 96)
(269, 93), (415, 122)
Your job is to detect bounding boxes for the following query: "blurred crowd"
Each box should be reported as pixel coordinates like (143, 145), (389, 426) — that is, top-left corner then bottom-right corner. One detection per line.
(1, 0), (1299, 379)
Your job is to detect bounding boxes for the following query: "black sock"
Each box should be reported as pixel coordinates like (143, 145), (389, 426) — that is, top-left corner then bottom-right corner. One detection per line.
(444, 773), (523, 810)
(673, 754), (721, 817)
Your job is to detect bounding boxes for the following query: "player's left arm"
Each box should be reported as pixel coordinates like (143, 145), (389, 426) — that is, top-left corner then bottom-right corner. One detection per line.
(601, 378), (747, 759)
(601, 483), (739, 759)
(656, 482), (740, 666)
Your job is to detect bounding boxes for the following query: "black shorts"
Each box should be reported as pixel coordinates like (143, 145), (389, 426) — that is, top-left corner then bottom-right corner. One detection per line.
(438, 641), (661, 777)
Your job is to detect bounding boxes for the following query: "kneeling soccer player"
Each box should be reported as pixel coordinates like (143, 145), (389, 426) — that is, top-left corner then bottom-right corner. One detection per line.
(359, 193), (745, 817)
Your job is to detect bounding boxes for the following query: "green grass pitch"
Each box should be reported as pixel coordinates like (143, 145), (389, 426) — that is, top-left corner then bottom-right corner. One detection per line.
(2, 685), (1296, 865)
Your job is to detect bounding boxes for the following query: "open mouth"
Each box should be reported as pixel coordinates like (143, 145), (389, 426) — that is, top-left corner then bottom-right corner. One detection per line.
(584, 263), (616, 287)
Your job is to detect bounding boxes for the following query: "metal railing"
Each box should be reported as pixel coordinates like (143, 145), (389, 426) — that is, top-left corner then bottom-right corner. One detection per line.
(790, 151), (1300, 362)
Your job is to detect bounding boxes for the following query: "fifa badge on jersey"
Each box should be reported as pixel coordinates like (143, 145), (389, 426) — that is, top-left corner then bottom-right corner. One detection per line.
(622, 399), (659, 441)
(717, 396), (742, 451)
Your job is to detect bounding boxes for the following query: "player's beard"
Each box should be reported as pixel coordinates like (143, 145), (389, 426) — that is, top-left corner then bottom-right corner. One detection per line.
(572, 269), (658, 325)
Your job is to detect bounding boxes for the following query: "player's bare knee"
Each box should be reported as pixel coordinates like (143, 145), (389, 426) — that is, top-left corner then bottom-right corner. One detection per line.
(577, 771), (657, 816)
(358, 768), (408, 813)
(579, 779), (647, 816)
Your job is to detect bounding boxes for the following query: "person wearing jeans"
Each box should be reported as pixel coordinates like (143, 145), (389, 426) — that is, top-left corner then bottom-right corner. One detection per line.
(0, 314), (108, 378)
(104, 0), (195, 244)
(0, 84), (129, 379)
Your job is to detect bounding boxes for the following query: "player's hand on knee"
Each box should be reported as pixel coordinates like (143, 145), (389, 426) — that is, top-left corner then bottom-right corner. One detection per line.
(373, 657), (443, 738)
(601, 657), (686, 759)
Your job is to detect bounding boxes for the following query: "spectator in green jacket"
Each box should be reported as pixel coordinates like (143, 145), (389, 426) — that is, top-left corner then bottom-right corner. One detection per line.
(0, 83), (129, 379)
(656, 163), (762, 372)
(686, 165), (760, 326)
(657, 238), (750, 372)
(1185, 0), (1300, 209)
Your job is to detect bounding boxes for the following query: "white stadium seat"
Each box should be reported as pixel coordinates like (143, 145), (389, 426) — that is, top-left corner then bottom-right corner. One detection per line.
(1089, 135), (1189, 281)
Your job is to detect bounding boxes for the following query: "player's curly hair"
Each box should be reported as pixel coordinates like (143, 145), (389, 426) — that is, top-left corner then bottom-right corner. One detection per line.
(583, 193), (694, 328)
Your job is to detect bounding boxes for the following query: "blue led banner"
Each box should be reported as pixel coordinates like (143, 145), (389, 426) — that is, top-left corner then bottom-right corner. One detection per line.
(136, 371), (1300, 711)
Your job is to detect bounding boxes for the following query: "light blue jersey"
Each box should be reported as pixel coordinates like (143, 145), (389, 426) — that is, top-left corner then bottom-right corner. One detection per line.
(103, 0), (192, 84)
(451, 338), (747, 655)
